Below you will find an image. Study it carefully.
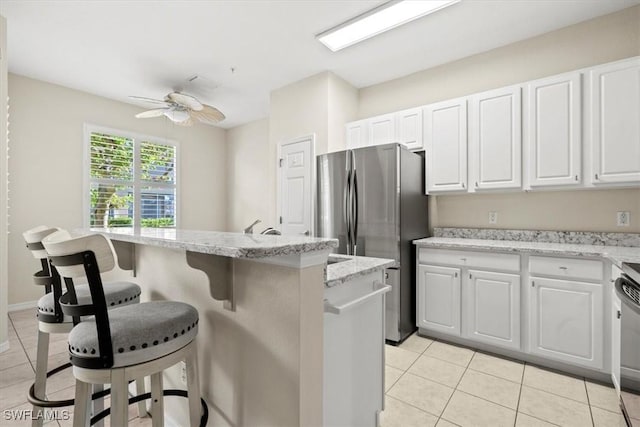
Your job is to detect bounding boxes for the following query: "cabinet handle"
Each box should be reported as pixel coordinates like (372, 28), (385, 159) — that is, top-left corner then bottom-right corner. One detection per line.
(475, 182), (479, 188)
(595, 173), (599, 180)
(454, 272), (458, 278)
(469, 273), (472, 279)
(531, 281), (535, 287)
(575, 175), (579, 181)
(460, 258), (467, 262)
(559, 266), (568, 270)
(618, 310), (622, 319)
(462, 182), (466, 188)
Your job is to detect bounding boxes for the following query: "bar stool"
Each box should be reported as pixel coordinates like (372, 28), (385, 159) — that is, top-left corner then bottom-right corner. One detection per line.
(42, 230), (202, 427)
(23, 226), (144, 427)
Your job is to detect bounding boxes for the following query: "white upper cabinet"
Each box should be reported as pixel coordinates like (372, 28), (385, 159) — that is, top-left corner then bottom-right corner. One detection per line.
(590, 57), (640, 185)
(526, 73), (582, 188)
(424, 98), (468, 193)
(346, 120), (368, 149)
(397, 108), (423, 151)
(368, 113), (396, 147)
(469, 86), (522, 190)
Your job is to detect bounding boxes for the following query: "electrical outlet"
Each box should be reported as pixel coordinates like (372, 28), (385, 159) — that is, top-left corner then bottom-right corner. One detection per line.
(488, 211), (498, 225)
(617, 211), (630, 227)
(180, 361), (187, 384)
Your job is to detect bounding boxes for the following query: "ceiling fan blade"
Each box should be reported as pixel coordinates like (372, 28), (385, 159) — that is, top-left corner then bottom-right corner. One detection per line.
(129, 96), (171, 106)
(168, 92), (203, 111)
(135, 108), (168, 118)
(191, 104), (225, 125)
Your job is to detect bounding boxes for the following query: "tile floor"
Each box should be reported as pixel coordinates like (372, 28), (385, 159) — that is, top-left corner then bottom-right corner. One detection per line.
(381, 333), (639, 427)
(1, 309), (151, 427)
(2, 308), (639, 427)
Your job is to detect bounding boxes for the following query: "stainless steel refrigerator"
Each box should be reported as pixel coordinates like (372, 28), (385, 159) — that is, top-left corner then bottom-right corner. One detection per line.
(317, 143), (428, 343)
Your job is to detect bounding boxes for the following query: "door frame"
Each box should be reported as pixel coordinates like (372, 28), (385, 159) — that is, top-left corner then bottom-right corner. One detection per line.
(276, 134), (316, 236)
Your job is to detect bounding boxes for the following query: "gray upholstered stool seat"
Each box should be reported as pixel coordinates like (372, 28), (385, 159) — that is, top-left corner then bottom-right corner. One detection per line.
(37, 282), (141, 320)
(68, 301), (198, 368)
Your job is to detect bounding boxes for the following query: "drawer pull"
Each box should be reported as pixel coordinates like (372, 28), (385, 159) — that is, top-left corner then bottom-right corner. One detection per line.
(617, 310), (622, 319)
(460, 258), (467, 261)
(532, 281), (535, 287)
(559, 266), (568, 270)
(454, 272), (458, 278)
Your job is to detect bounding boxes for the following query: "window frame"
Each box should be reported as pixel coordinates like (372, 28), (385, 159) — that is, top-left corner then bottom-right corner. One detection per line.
(83, 124), (180, 229)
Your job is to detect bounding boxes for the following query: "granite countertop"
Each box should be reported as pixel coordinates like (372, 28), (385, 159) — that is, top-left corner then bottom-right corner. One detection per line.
(85, 228), (338, 259)
(414, 237), (640, 268)
(325, 254), (395, 288)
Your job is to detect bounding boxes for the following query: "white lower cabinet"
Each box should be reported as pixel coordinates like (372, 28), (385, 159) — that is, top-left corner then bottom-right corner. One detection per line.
(417, 264), (461, 336)
(465, 270), (520, 350)
(529, 277), (604, 369)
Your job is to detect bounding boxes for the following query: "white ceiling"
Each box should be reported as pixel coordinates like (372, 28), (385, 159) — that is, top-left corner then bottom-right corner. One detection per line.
(1, 0), (638, 129)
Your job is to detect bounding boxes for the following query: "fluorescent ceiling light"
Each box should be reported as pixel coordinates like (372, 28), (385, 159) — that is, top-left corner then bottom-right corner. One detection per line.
(317, 0), (460, 52)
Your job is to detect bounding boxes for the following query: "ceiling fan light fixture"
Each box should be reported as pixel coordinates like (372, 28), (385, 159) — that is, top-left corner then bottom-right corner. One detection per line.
(317, 0), (460, 52)
(164, 109), (191, 123)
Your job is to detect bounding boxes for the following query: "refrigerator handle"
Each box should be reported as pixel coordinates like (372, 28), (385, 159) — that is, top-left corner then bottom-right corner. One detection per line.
(345, 169), (352, 255)
(352, 169), (358, 256)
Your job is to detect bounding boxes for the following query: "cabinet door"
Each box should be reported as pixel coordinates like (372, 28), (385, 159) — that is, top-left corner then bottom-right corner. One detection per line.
(424, 98), (468, 193)
(612, 286), (622, 395)
(469, 86), (522, 190)
(397, 108), (423, 151)
(417, 265), (461, 336)
(368, 114), (396, 147)
(590, 58), (640, 185)
(466, 270), (520, 350)
(346, 120), (368, 149)
(527, 73), (582, 187)
(530, 277), (603, 369)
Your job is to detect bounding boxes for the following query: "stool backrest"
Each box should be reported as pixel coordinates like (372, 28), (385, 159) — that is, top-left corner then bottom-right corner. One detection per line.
(42, 231), (116, 368)
(23, 225), (59, 260)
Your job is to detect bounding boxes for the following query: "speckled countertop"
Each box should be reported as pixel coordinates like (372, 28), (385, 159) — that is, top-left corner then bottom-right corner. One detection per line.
(325, 254), (395, 287)
(86, 228), (338, 259)
(414, 237), (640, 268)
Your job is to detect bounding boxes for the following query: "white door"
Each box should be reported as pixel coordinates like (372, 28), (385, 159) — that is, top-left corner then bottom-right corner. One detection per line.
(417, 264), (461, 336)
(279, 136), (314, 236)
(526, 72), (582, 187)
(424, 98), (468, 193)
(368, 113), (396, 146)
(469, 85), (522, 190)
(466, 270), (520, 350)
(590, 57), (640, 185)
(346, 121), (368, 149)
(529, 277), (603, 369)
(397, 108), (423, 151)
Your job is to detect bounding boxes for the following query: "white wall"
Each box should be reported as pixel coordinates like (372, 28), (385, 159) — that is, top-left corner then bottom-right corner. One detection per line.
(226, 118), (271, 232)
(358, 5), (640, 233)
(8, 74), (227, 305)
(0, 15), (9, 350)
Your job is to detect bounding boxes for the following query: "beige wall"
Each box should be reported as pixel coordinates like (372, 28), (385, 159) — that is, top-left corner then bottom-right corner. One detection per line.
(359, 6), (640, 233)
(1, 15), (9, 347)
(327, 73), (359, 153)
(226, 118), (272, 232)
(8, 74), (227, 305)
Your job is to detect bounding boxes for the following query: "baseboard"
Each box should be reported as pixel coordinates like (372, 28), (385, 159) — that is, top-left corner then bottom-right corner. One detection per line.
(0, 340), (9, 353)
(8, 300), (37, 312)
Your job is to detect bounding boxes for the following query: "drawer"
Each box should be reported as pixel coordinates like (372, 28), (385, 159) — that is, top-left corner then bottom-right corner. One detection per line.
(529, 256), (603, 282)
(418, 248), (520, 272)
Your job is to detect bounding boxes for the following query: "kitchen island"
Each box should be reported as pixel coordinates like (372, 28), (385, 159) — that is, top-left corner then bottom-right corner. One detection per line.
(89, 227), (338, 427)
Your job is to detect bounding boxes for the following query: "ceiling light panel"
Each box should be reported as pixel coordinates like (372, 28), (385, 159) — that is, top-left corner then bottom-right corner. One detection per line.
(317, 0), (460, 52)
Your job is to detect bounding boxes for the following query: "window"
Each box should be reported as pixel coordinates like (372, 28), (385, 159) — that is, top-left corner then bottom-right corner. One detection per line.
(85, 125), (178, 229)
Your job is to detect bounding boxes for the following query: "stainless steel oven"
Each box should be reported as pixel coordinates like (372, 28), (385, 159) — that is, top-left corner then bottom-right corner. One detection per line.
(615, 262), (640, 426)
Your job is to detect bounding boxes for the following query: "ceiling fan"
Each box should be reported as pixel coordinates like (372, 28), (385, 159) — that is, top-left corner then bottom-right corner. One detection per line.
(130, 92), (225, 126)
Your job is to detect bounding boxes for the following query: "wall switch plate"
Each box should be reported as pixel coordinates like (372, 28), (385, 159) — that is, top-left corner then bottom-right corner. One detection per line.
(617, 211), (630, 227)
(488, 211), (498, 224)
(180, 361), (187, 384)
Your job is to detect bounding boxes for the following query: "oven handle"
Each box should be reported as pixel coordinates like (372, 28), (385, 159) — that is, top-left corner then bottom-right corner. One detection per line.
(615, 275), (640, 316)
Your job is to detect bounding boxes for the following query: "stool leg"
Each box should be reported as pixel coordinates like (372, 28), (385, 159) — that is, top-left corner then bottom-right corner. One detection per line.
(135, 377), (148, 417)
(32, 329), (50, 427)
(111, 369), (129, 427)
(185, 346), (201, 427)
(150, 372), (164, 427)
(73, 380), (91, 427)
(91, 384), (104, 427)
